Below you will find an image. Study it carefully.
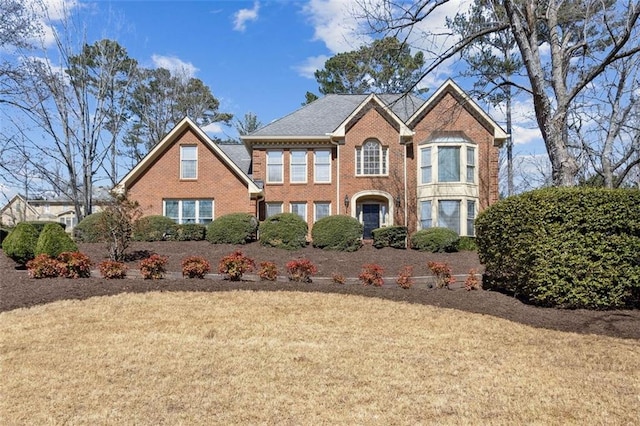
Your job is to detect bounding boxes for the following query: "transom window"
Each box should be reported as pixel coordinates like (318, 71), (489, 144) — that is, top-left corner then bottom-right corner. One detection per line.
(356, 139), (388, 175)
(266, 150), (283, 183)
(164, 199), (213, 224)
(290, 150), (307, 183)
(180, 146), (197, 179)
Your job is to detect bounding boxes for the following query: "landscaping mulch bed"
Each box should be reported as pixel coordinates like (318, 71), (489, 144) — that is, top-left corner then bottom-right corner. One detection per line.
(1, 241), (638, 340)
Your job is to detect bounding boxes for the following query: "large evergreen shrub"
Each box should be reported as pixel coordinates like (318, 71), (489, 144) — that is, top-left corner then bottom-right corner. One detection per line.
(476, 187), (640, 309)
(410, 227), (459, 252)
(2, 222), (39, 264)
(311, 215), (363, 251)
(207, 213), (258, 244)
(172, 224), (207, 241)
(35, 223), (78, 258)
(259, 213), (307, 250)
(132, 215), (177, 242)
(372, 226), (407, 249)
(74, 212), (107, 243)
(26, 221), (66, 235)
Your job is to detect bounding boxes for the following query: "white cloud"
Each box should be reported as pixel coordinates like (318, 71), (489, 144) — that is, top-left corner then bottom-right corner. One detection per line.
(293, 55), (329, 79)
(202, 122), (224, 135)
(303, 0), (368, 53)
(233, 1), (260, 32)
(151, 55), (199, 78)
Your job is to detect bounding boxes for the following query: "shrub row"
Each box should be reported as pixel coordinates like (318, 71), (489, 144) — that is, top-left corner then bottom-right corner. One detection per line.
(476, 187), (640, 309)
(3, 222), (76, 265)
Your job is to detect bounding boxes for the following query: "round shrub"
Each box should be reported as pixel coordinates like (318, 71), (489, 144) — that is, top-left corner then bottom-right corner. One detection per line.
(35, 223), (78, 258)
(132, 215), (177, 242)
(476, 187), (640, 309)
(311, 215), (362, 251)
(26, 221), (66, 235)
(207, 213), (258, 244)
(171, 224), (207, 241)
(259, 213), (307, 250)
(372, 226), (407, 249)
(410, 227), (459, 252)
(2, 222), (39, 264)
(74, 212), (107, 243)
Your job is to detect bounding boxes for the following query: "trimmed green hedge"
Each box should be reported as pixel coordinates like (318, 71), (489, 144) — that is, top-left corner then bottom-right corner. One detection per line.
(35, 223), (77, 257)
(312, 215), (362, 252)
(2, 222), (39, 264)
(410, 227), (459, 252)
(476, 187), (640, 309)
(132, 216), (177, 242)
(172, 224), (207, 241)
(259, 213), (308, 250)
(207, 213), (258, 244)
(74, 212), (107, 243)
(25, 220), (66, 234)
(372, 226), (407, 249)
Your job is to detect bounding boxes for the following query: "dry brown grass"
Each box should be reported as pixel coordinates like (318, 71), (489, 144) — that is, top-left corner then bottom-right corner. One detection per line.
(1, 291), (638, 425)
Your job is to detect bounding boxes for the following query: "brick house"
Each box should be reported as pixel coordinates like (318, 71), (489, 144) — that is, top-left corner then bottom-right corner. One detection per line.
(116, 79), (506, 238)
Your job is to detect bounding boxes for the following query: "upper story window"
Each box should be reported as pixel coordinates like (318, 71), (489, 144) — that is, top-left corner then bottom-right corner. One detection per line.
(266, 150), (283, 183)
(438, 146), (460, 182)
(467, 147), (476, 183)
(314, 150), (331, 183)
(180, 145), (197, 179)
(420, 147), (432, 184)
(290, 150), (307, 183)
(356, 139), (388, 176)
(419, 139), (476, 184)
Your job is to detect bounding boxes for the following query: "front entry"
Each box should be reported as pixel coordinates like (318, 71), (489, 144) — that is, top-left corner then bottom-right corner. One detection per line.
(362, 204), (380, 239)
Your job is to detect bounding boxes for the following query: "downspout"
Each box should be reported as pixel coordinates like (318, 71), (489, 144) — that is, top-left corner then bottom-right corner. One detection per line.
(330, 138), (341, 216)
(403, 140), (408, 227)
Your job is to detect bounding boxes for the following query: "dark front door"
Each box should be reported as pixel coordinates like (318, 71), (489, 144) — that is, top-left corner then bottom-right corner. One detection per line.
(362, 204), (380, 239)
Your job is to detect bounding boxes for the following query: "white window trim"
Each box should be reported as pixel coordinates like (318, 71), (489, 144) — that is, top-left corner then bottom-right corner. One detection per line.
(313, 202), (331, 222)
(314, 150), (332, 183)
(290, 202), (307, 222)
(266, 150), (284, 184)
(290, 150), (308, 184)
(355, 140), (389, 176)
(163, 199), (214, 224)
(418, 138), (477, 185)
(265, 202), (283, 218)
(417, 197), (478, 236)
(180, 145), (198, 180)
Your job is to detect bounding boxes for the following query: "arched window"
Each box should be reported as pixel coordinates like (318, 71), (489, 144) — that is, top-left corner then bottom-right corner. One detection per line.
(356, 139), (388, 175)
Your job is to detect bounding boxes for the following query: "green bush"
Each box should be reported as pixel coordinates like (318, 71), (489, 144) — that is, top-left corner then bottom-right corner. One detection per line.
(74, 212), (107, 243)
(35, 223), (78, 258)
(311, 215), (363, 252)
(2, 222), (39, 264)
(410, 227), (459, 252)
(171, 224), (207, 241)
(372, 226), (407, 249)
(458, 236), (477, 251)
(25, 221), (66, 235)
(259, 213), (308, 250)
(132, 215), (177, 242)
(476, 187), (640, 309)
(206, 213), (258, 244)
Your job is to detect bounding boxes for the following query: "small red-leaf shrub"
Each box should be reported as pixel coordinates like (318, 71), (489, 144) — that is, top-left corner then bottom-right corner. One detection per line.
(396, 265), (414, 289)
(464, 269), (480, 291)
(286, 258), (317, 283)
(218, 250), (255, 281)
(428, 261), (455, 289)
(258, 261), (278, 281)
(140, 254), (168, 280)
(359, 263), (384, 287)
(26, 254), (61, 279)
(98, 260), (128, 279)
(57, 251), (92, 278)
(181, 256), (211, 279)
(331, 272), (346, 285)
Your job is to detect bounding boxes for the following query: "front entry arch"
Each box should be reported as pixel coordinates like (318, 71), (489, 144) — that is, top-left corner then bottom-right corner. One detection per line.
(350, 190), (394, 239)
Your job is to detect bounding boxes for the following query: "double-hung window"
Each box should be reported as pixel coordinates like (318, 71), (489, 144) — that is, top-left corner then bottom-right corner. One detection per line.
(164, 199), (213, 224)
(438, 200), (460, 234)
(290, 150), (307, 183)
(467, 200), (476, 236)
(314, 202), (330, 222)
(180, 146), (197, 179)
(314, 150), (331, 183)
(420, 200), (432, 229)
(266, 150), (283, 183)
(466, 147), (476, 183)
(265, 202), (283, 218)
(356, 140), (387, 175)
(290, 202), (307, 222)
(420, 147), (432, 184)
(438, 146), (460, 182)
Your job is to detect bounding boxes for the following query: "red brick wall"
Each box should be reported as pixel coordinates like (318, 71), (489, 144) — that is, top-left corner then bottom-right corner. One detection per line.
(127, 128), (255, 218)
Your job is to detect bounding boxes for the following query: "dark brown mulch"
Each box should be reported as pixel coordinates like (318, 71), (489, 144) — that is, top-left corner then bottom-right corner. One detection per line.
(1, 241), (638, 340)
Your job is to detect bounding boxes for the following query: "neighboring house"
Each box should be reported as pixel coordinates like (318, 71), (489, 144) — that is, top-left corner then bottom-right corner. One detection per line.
(0, 191), (109, 232)
(116, 79), (507, 238)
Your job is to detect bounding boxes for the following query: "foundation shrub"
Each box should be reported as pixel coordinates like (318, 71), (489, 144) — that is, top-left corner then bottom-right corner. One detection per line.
(207, 213), (258, 244)
(74, 212), (107, 243)
(259, 213), (307, 250)
(458, 236), (477, 251)
(218, 250), (255, 281)
(56, 251), (91, 278)
(311, 215), (363, 252)
(359, 263), (385, 287)
(258, 261), (278, 281)
(98, 260), (127, 279)
(476, 187), (640, 309)
(181, 256), (211, 278)
(139, 254), (168, 279)
(133, 216), (177, 242)
(35, 223), (78, 258)
(410, 227), (459, 253)
(286, 258), (317, 283)
(26, 254), (61, 278)
(372, 226), (407, 249)
(172, 224), (207, 241)
(2, 222), (39, 264)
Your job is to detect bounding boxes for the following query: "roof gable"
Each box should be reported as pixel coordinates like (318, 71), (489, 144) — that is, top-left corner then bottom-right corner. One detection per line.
(332, 94), (413, 139)
(116, 117), (261, 194)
